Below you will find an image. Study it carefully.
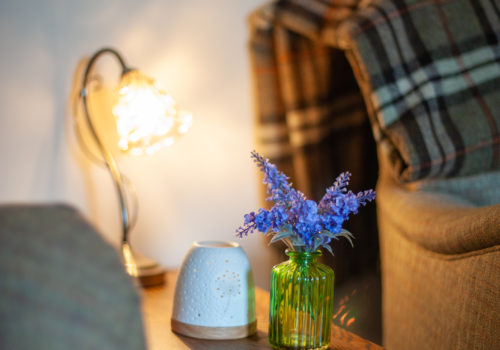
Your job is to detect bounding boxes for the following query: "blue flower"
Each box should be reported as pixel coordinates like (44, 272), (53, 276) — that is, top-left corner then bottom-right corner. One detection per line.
(319, 213), (344, 234)
(236, 151), (376, 253)
(270, 205), (288, 230)
(254, 208), (272, 233)
(251, 150), (291, 205)
(244, 212), (256, 225)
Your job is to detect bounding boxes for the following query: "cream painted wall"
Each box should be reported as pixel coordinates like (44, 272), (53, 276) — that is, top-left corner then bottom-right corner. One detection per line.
(0, 0), (276, 288)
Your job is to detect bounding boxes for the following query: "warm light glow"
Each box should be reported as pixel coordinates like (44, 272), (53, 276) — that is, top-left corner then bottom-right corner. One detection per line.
(112, 70), (192, 155)
(333, 289), (358, 327)
(122, 243), (138, 277)
(333, 304), (346, 319)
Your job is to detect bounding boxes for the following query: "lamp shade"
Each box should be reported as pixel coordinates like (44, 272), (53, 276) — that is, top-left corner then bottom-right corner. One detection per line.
(113, 70), (192, 156)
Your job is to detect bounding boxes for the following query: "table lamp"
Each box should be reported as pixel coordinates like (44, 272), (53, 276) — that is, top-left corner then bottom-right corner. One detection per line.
(75, 47), (192, 287)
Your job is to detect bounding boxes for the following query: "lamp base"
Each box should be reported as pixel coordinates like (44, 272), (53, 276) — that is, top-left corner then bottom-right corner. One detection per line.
(136, 256), (166, 288)
(122, 243), (166, 288)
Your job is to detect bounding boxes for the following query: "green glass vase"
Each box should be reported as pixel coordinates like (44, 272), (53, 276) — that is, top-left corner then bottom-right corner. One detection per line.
(268, 250), (334, 350)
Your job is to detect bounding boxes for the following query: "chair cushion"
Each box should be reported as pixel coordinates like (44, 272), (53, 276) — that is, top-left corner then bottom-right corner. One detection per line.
(0, 204), (146, 350)
(377, 156), (500, 254)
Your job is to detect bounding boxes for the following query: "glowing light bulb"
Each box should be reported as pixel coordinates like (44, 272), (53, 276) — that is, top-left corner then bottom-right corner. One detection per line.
(112, 70), (192, 155)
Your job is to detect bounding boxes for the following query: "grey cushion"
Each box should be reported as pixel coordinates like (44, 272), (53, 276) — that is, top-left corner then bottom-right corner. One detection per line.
(409, 169), (500, 206)
(377, 154), (500, 255)
(0, 204), (146, 350)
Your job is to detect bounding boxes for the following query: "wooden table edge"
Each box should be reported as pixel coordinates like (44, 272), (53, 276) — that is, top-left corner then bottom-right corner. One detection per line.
(140, 270), (384, 350)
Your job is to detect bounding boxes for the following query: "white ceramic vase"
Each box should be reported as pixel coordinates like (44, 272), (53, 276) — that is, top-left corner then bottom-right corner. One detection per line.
(171, 241), (256, 339)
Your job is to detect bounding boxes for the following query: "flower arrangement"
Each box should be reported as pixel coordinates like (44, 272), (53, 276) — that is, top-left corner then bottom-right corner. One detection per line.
(236, 151), (376, 254)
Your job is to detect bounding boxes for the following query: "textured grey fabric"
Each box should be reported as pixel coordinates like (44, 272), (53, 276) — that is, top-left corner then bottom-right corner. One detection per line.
(377, 154), (500, 254)
(377, 178), (500, 349)
(0, 204), (146, 350)
(379, 211), (500, 350)
(409, 170), (500, 206)
(377, 153), (500, 350)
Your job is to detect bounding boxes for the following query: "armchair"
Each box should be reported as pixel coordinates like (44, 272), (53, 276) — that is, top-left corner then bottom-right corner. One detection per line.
(249, 0), (500, 349)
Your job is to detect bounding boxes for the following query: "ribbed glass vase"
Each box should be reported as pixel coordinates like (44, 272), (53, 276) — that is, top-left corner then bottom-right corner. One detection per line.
(268, 250), (334, 350)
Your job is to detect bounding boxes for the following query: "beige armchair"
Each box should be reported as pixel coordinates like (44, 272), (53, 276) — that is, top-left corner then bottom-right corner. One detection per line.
(377, 153), (500, 349)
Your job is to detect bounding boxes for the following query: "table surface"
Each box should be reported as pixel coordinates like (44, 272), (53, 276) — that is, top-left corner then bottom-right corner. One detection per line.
(141, 271), (384, 350)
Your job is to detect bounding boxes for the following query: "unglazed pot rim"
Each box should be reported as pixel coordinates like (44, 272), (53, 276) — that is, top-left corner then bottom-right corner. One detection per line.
(193, 241), (240, 249)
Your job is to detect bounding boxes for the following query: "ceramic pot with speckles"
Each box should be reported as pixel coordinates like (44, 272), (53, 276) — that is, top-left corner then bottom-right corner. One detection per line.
(171, 241), (256, 339)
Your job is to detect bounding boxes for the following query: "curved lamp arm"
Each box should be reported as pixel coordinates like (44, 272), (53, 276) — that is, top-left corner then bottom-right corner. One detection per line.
(76, 47), (188, 287)
(80, 48), (132, 245)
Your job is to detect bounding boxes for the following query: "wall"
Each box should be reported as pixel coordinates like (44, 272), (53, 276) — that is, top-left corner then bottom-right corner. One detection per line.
(0, 0), (275, 288)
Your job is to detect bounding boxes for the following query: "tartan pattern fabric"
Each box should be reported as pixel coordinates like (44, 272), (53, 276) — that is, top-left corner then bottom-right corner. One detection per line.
(249, 0), (500, 182)
(249, 0), (366, 163)
(249, 0), (380, 286)
(248, 0), (378, 205)
(250, 2), (367, 185)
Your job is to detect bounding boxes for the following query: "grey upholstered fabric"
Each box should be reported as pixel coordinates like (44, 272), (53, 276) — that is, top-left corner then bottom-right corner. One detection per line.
(377, 160), (500, 350)
(377, 155), (500, 255)
(0, 204), (146, 350)
(409, 169), (500, 206)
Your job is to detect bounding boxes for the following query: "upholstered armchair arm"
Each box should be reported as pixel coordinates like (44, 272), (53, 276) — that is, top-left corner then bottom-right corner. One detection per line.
(0, 204), (146, 350)
(376, 170), (500, 255)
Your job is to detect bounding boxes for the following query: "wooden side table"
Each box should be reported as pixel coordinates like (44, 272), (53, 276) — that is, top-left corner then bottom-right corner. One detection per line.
(141, 271), (383, 350)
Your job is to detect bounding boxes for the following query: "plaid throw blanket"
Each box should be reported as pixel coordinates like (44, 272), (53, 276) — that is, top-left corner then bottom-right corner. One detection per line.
(249, 0), (500, 182)
(249, 0), (379, 283)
